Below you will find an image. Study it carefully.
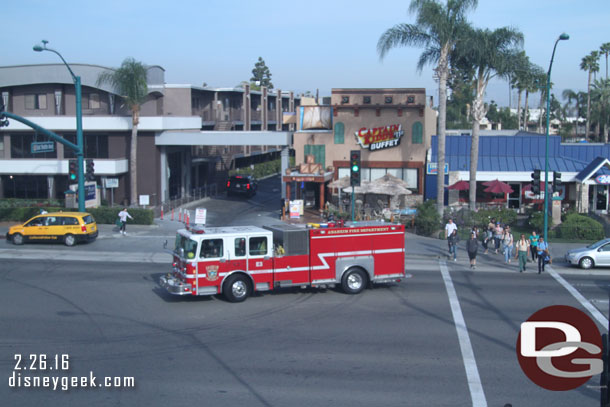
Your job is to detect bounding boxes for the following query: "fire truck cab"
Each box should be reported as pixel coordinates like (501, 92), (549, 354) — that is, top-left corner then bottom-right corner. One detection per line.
(160, 222), (405, 303)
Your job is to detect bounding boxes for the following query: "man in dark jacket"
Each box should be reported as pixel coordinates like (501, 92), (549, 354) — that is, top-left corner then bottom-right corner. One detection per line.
(467, 232), (479, 269)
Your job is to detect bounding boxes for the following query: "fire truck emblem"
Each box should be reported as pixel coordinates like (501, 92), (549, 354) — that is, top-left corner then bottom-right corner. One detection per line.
(355, 124), (403, 151)
(206, 265), (219, 281)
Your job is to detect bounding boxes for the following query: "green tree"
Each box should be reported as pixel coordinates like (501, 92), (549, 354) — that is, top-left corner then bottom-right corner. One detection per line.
(250, 57), (273, 89)
(580, 51), (600, 141)
(590, 78), (610, 142)
(452, 26), (523, 210)
(600, 42), (610, 80)
(97, 58), (149, 206)
(509, 51), (530, 130)
(377, 0), (478, 215)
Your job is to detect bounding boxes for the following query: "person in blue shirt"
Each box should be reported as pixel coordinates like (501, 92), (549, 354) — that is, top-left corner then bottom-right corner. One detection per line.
(537, 237), (549, 274)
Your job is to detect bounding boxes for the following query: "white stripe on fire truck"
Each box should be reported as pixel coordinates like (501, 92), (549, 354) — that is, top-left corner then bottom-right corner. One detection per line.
(310, 231), (404, 239)
(183, 249), (404, 278)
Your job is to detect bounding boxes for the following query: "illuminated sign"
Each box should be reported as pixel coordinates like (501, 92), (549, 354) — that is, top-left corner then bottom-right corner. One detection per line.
(595, 175), (610, 184)
(355, 124), (403, 151)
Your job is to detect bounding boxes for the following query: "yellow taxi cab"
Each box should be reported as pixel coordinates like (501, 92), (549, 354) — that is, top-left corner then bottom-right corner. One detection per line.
(6, 212), (98, 247)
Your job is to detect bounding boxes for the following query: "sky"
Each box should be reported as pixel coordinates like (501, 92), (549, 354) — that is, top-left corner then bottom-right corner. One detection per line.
(4, 0), (609, 108)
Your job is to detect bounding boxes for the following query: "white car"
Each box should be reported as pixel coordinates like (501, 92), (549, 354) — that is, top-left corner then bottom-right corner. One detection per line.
(565, 238), (610, 269)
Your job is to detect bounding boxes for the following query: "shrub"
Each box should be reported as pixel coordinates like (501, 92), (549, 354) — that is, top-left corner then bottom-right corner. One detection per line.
(555, 213), (604, 240)
(415, 200), (440, 237)
(528, 211), (551, 232)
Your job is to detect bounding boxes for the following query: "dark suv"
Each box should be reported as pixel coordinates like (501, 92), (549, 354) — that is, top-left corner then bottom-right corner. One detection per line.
(227, 175), (257, 197)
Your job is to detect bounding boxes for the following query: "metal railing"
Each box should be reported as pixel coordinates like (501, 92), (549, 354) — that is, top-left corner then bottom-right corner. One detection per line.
(155, 184), (218, 218)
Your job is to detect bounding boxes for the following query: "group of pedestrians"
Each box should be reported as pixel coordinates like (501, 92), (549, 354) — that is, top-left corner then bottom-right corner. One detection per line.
(444, 217), (552, 274)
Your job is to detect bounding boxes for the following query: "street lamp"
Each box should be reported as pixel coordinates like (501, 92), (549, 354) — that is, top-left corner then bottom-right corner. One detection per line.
(544, 33), (569, 242)
(33, 40), (85, 212)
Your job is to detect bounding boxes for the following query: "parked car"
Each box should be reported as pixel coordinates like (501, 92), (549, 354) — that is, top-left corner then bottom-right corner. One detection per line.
(6, 212), (98, 247)
(565, 238), (610, 269)
(227, 175), (257, 197)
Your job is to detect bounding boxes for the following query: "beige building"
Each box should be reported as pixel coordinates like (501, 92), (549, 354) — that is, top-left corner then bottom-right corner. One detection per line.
(288, 88), (437, 211)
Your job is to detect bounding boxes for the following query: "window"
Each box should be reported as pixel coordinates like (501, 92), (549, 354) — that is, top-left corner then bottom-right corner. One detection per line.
(249, 236), (268, 256)
(384, 96), (393, 104)
(404, 168), (418, 190)
(64, 134), (109, 159)
(234, 238), (246, 257)
(412, 122), (423, 144)
(407, 95), (415, 104)
(371, 168), (386, 180)
(10, 134), (57, 159)
(90, 93), (100, 109)
(341, 96), (349, 104)
(304, 145), (325, 168)
(201, 238), (224, 258)
(334, 122), (345, 144)
(62, 217), (79, 225)
(363, 96), (371, 104)
(25, 94), (47, 110)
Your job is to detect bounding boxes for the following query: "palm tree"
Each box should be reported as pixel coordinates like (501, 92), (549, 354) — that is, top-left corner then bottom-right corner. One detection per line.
(510, 52), (530, 130)
(562, 89), (583, 138)
(590, 78), (610, 142)
(580, 51), (600, 141)
(534, 70), (549, 134)
(97, 58), (149, 206)
(377, 0), (478, 215)
(600, 42), (610, 80)
(452, 26), (523, 210)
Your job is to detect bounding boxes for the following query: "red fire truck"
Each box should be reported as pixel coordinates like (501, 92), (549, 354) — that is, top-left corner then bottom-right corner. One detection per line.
(160, 222), (405, 302)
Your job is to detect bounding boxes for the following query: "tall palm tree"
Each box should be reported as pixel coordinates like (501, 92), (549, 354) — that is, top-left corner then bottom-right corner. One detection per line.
(377, 0), (478, 215)
(600, 42), (610, 80)
(452, 26), (523, 210)
(510, 52), (529, 130)
(97, 58), (149, 206)
(562, 89), (587, 138)
(591, 78), (610, 143)
(580, 51), (600, 141)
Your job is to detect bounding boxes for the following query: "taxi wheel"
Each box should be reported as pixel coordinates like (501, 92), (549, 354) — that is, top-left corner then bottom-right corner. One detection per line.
(223, 274), (251, 303)
(12, 233), (24, 245)
(341, 268), (367, 295)
(64, 234), (76, 247)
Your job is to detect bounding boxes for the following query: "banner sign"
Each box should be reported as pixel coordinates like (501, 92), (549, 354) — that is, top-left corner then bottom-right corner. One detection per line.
(426, 163), (449, 175)
(355, 124), (403, 151)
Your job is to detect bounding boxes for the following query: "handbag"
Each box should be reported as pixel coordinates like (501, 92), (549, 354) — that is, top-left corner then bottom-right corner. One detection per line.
(115, 217), (122, 227)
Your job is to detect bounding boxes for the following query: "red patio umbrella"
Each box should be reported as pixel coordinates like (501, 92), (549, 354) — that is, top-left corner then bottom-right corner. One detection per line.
(447, 180), (470, 190)
(484, 179), (513, 194)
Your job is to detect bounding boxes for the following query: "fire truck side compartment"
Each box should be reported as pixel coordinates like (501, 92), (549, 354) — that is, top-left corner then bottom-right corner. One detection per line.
(335, 256), (374, 282)
(263, 224), (309, 256)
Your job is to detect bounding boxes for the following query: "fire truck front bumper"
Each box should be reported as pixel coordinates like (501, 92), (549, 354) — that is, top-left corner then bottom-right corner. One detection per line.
(160, 275), (192, 295)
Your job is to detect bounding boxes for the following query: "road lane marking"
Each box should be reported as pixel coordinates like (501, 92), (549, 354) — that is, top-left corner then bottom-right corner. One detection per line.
(548, 267), (609, 329)
(440, 260), (488, 407)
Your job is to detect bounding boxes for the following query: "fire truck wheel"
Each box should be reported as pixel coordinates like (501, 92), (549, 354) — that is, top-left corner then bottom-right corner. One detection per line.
(341, 268), (367, 294)
(223, 274), (251, 303)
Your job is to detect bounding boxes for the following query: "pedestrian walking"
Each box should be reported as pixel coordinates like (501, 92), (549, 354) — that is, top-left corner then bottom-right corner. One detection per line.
(494, 222), (503, 254)
(467, 232), (479, 269)
(118, 207), (133, 235)
(528, 231), (539, 262)
(537, 237), (549, 274)
(515, 234), (530, 272)
(483, 219), (494, 254)
(448, 229), (459, 261)
(502, 226), (514, 263)
(444, 218), (457, 239)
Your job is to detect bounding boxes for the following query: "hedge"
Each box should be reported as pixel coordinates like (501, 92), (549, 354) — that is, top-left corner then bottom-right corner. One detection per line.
(554, 213), (604, 240)
(0, 205), (154, 225)
(414, 200), (440, 236)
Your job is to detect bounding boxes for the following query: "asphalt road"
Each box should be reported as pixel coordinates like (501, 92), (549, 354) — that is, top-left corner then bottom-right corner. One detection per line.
(2, 176), (610, 406)
(1, 258), (609, 407)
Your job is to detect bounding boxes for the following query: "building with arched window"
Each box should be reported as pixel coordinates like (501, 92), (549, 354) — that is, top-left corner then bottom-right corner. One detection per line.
(288, 88), (437, 211)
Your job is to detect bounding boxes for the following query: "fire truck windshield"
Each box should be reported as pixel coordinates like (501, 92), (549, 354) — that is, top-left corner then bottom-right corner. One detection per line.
(174, 234), (198, 259)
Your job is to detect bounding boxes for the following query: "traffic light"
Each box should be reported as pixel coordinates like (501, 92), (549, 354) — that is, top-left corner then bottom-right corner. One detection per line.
(68, 159), (78, 182)
(531, 169), (540, 195)
(553, 171), (562, 192)
(350, 150), (361, 186)
(85, 159), (95, 182)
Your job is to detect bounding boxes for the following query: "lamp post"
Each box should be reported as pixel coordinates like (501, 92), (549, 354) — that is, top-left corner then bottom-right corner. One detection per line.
(544, 33), (569, 242)
(33, 40), (85, 212)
